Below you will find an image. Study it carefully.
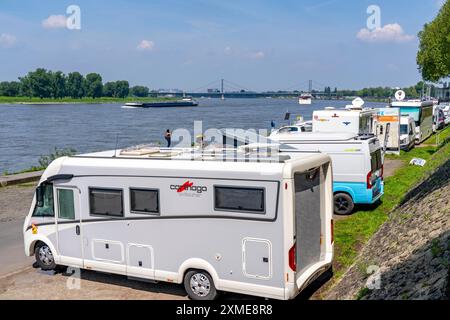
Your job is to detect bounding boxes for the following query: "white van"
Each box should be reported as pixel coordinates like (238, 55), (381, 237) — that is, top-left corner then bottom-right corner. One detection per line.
(268, 132), (384, 215)
(23, 147), (334, 300)
(399, 116), (416, 151)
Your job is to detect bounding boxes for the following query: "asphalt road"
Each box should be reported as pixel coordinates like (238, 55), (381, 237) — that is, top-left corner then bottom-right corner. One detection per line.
(0, 220), (34, 276)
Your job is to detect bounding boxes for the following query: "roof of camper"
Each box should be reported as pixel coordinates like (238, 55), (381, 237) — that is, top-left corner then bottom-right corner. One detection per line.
(73, 147), (296, 163)
(390, 100), (434, 107)
(269, 132), (358, 142)
(39, 146), (331, 182)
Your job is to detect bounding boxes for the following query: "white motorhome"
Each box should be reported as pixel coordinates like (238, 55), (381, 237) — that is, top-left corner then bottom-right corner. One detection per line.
(399, 116), (416, 151)
(23, 147), (334, 300)
(390, 100), (434, 144)
(312, 108), (378, 136)
(268, 133), (384, 215)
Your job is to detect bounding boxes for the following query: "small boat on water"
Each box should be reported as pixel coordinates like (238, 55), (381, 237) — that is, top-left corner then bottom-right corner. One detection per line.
(123, 98), (198, 108)
(298, 93), (312, 105)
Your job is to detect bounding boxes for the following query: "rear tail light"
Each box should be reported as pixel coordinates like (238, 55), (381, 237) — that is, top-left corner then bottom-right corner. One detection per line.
(331, 220), (334, 244)
(289, 243), (296, 272)
(366, 171), (373, 189)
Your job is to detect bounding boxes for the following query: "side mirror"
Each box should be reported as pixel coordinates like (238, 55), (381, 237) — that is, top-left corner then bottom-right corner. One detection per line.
(36, 186), (44, 207)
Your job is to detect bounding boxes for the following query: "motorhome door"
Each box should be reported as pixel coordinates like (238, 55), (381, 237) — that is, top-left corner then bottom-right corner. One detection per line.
(55, 186), (83, 267)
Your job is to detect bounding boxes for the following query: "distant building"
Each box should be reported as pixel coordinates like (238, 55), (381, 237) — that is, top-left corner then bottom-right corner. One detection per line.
(436, 86), (450, 101)
(207, 88), (220, 93)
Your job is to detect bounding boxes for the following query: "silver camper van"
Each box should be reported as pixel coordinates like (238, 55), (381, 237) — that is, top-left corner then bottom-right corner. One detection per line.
(24, 147), (334, 300)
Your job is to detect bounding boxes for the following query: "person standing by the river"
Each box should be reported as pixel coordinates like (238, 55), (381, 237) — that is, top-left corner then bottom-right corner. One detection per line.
(164, 129), (172, 147)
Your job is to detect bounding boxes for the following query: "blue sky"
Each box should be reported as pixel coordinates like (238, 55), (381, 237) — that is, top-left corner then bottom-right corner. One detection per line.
(0, 0), (445, 91)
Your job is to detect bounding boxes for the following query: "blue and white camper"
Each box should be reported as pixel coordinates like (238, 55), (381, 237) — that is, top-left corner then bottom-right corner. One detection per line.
(268, 132), (384, 215)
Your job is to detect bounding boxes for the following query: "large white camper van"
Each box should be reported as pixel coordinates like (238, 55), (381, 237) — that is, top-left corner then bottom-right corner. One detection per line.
(23, 147), (334, 300)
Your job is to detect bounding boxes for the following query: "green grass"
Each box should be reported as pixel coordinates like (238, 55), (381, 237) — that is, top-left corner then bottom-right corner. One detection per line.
(0, 96), (178, 104)
(356, 287), (372, 300)
(2, 166), (44, 176)
(333, 125), (450, 279)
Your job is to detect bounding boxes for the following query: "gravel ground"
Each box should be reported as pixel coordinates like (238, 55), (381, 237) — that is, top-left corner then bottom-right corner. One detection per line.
(0, 182), (36, 223)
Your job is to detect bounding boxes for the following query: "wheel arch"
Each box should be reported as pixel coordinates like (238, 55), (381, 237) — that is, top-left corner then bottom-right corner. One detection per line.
(333, 187), (355, 202)
(27, 235), (58, 259)
(178, 258), (220, 287)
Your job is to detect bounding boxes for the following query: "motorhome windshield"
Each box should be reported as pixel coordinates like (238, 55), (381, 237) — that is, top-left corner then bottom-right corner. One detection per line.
(32, 184), (54, 217)
(400, 124), (408, 135)
(400, 108), (420, 126)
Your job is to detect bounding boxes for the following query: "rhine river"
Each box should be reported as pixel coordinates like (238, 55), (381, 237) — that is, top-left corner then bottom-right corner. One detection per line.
(0, 98), (386, 173)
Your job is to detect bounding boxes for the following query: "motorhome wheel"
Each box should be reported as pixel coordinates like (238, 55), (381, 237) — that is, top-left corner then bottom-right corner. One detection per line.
(334, 193), (354, 215)
(35, 242), (56, 270)
(184, 270), (218, 300)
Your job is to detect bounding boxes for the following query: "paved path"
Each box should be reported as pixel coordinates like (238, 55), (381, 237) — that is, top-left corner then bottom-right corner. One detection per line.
(0, 183), (36, 276)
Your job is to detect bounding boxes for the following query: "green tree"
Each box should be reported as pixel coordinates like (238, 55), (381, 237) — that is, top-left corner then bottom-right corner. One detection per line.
(23, 68), (53, 98)
(51, 71), (66, 99)
(18, 76), (32, 97)
(0, 81), (21, 96)
(67, 72), (86, 98)
(417, 0), (450, 82)
(103, 81), (116, 97)
(85, 73), (103, 98)
(130, 85), (149, 97)
(115, 80), (129, 98)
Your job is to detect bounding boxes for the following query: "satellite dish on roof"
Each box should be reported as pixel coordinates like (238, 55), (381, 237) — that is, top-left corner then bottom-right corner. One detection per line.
(395, 90), (406, 101)
(351, 97), (365, 109)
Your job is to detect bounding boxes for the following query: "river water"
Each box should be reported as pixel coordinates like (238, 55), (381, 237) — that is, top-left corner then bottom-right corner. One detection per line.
(0, 98), (386, 173)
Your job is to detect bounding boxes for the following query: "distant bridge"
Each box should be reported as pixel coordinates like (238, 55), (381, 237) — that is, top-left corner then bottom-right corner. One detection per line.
(162, 91), (340, 99)
(155, 79), (340, 99)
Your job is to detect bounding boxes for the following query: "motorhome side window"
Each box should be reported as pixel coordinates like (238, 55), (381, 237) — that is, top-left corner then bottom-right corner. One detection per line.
(89, 188), (123, 217)
(130, 188), (159, 214)
(214, 186), (265, 214)
(32, 184), (54, 217)
(57, 189), (75, 220)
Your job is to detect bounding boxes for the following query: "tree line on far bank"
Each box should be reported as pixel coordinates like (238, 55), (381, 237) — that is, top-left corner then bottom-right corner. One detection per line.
(0, 68), (150, 99)
(324, 81), (447, 100)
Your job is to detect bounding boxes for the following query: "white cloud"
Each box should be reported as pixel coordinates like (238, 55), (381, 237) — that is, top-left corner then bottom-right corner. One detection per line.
(357, 23), (415, 43)
(224, 46), (232, 55)
(249, 51), (265, 59)
(42, 15), (67, 29)
(0, 33), (17, 47)
(137, 40), (155, 51)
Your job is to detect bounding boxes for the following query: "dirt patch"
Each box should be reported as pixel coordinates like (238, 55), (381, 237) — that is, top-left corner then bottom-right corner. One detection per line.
(0, 183), (36, 223)
(383, 159), (404, 178)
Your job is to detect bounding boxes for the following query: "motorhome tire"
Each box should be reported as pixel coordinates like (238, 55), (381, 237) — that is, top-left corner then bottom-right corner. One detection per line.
(184, 270), (218, 300)
(334, 193), (354, 215)
(35, 242), (56, 270)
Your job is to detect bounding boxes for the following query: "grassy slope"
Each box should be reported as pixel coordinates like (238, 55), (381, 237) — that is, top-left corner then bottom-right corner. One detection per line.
(332, 125), (450, 279)
(0, 96), (177, 104)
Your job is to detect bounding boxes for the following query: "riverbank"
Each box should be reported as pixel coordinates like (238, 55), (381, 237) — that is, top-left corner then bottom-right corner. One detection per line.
(327, 158), (450, 300)
(0, 96), (178, 105)
(314, 125), (450, 299)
